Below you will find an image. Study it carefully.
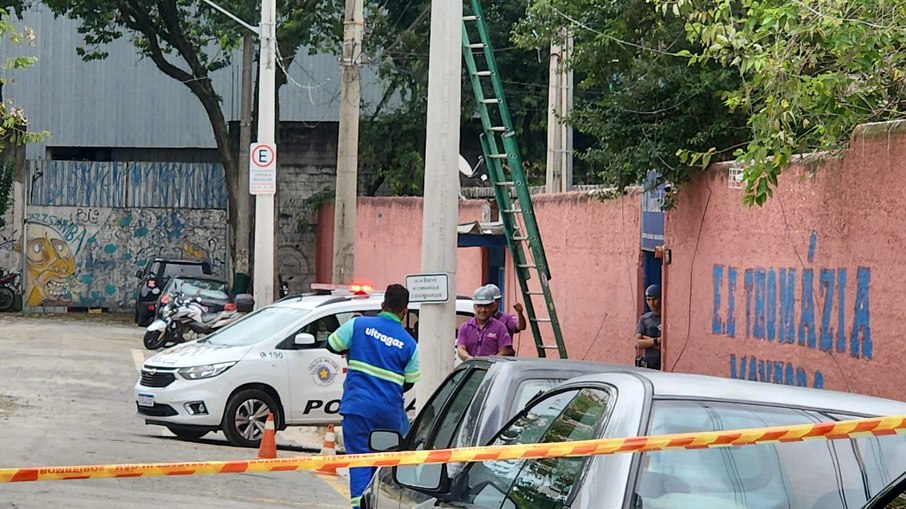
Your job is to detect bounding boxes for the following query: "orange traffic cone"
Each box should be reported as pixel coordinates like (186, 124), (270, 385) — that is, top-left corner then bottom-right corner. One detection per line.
(257, 413), (277, 459)
(314, 424), (339, 476)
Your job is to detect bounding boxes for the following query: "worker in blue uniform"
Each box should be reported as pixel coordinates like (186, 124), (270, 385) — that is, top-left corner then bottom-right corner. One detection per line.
(327, 283), (419, 509)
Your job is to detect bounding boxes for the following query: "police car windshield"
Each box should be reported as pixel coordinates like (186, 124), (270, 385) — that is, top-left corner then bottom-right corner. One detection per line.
(203, 306), (305, 347)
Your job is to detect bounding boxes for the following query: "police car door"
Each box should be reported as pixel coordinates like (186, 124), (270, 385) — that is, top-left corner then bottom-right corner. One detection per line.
(281, 310), (362, 423)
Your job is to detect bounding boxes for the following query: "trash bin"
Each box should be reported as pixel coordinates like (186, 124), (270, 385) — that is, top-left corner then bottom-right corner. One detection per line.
(232, 272), (251, 295)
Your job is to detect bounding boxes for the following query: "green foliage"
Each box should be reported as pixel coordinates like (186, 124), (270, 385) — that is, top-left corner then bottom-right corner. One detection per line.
(513, 0), (749, 194)
(0, 7), (48, 219)
(359, 0), (551, 192)
(296, 186), (335, 231)
(653, 0), (906, 205)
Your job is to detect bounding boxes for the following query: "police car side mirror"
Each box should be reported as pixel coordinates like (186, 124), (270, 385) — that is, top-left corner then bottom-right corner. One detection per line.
(369, 430), (401, 452)
(294, 333), (316, 346)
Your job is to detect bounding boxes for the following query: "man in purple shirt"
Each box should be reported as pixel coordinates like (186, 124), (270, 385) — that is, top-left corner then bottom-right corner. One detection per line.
(456, 286), (514, 360)
(484, 284), (526, 337)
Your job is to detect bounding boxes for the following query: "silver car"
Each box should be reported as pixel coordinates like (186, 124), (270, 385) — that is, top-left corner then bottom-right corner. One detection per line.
(380, 368), (906, 509)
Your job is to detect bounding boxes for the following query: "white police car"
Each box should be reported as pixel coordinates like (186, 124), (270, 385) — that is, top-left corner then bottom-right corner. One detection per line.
(134, 285), (475, 447)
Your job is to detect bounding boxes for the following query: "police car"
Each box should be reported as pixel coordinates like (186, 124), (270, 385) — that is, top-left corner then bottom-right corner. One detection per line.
(134, 285), (475, 447)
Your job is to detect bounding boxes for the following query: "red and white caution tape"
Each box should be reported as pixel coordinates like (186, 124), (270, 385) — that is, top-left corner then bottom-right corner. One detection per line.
(2, 414), (904, 483)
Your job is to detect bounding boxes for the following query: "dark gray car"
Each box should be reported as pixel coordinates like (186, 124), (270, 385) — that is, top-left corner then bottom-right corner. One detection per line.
(361, 357), (613, 509)
(382, 368), (906, 509)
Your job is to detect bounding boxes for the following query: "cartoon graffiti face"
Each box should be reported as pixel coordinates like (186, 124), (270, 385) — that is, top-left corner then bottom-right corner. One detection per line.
(25, 224), (77, 305)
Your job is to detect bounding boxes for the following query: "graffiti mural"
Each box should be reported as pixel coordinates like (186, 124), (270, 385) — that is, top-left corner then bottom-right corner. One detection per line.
(25, 223), (79, 305)
(710, 235), (872, 389)
(24, 207), (226, 310)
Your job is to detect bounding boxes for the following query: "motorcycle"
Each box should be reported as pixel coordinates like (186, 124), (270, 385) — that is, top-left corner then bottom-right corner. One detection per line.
(278, 274), (293, 298)
(0, 269), (21, 312)
(143, 292), (254, 350)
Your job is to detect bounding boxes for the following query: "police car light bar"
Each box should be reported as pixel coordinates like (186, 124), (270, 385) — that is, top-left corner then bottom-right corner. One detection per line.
(311, 283), (374, 296)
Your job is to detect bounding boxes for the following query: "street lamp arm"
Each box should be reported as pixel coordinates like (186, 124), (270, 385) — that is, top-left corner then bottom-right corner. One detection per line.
(200, 0), (260, 35)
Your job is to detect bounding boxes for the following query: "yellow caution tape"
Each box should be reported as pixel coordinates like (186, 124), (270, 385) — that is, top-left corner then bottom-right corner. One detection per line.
(2, 414), (904, 483)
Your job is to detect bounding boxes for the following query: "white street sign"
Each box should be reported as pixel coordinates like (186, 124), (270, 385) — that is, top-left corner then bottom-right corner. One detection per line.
(406, 273), (450, 303)
(250, 143), (277, 195)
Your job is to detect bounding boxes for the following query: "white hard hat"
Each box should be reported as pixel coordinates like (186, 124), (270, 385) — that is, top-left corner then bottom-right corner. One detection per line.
(484, 284), (502, 301)
(472, 286), (496, 305)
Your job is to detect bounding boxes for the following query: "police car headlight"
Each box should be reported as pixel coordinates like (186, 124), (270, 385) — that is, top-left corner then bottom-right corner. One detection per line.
(177, 362), (236, 380)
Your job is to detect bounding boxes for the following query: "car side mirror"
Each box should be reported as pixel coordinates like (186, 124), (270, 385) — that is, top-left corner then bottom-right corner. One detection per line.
(369, 430), (401, 452)
(395, 463), (448, 492)
(294, 333), (316, 346)
(135, 269), (143, 278)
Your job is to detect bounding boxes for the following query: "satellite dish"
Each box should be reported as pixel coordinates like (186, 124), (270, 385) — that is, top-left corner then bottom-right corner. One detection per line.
(458, 155), (475, 177)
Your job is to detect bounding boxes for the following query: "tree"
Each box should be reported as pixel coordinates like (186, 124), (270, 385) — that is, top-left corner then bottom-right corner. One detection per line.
(359, 0), (553, 194)
(654, 0), (906, 205)
(512, 0), (750, 196)
(41, 0), (344, 269)
(0, 5), (48, 222)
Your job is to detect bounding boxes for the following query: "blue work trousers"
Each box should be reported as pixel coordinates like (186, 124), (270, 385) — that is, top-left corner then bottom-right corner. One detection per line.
(342, 411), (409, 508)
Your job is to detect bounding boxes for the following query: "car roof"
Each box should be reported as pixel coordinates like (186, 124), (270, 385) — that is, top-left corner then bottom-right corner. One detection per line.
(564, 367), (906, 415)
(152, 258), (209, 265)
(168, 275), (227, 283)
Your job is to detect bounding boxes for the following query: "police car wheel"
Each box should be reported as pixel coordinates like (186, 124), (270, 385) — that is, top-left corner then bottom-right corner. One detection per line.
(222, 389), (279, 448)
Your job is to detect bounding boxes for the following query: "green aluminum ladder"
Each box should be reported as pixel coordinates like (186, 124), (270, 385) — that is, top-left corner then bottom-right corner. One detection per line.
(461, 0), (567, 359)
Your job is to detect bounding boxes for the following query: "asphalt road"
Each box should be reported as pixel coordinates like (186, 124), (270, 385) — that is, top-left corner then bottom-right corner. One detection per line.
(0, 313), (349, 508)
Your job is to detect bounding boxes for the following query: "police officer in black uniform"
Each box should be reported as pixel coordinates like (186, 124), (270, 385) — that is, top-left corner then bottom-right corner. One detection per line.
(634, 284), (662, 370)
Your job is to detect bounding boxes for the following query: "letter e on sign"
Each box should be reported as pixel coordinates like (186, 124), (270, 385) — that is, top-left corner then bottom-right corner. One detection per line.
(249, 143), (277, 195)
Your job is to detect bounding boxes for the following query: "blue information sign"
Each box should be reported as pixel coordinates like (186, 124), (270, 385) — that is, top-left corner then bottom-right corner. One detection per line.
(641, 170), (665, 252)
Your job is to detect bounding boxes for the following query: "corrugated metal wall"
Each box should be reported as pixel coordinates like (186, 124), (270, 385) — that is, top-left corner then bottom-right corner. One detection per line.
(0, 4), (389, 160)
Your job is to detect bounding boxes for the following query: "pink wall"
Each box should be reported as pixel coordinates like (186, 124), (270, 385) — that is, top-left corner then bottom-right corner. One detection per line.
(317, 193), (643, 364)
(316, 197), (486, 295)
(506, 193), (642, 361)
(313, 122), (906, 400)
(665, 123), (906, 399)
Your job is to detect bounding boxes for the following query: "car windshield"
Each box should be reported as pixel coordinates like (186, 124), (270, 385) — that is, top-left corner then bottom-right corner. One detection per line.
(634, 400), (906, 509)
(202, 306), (306, 347)
(162, 263), (206, 278)
(170, 278), (228, 300)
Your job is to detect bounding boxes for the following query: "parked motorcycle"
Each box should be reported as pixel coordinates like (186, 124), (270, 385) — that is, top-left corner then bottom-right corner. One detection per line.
(0, 269), (21, 312)
(143, 293), (254, 350)
(278, 274), (293, 298)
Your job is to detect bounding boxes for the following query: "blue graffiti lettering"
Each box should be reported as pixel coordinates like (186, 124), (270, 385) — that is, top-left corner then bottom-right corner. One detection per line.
(799, 269), (816, 348)
(712, 264), (723, 335)
(778, 269), (793, 343)
(818, 269), (835, 352)
(836, 269), (847, 353)
(754, 268), (766, 339)
(766, 269), (776, 341)
(727, 267), (736, 337)
(744, 269), (753, 338)
(852, 267), (871, 359)
(729, 354), (824, 388)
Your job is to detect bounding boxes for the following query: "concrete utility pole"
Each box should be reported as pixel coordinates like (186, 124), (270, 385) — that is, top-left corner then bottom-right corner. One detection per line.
(252, 0), (277, 306)
(236, 34), (254, 277)
(416, 0), (462, 411)
(332, 0), (364, 285)
(546, 35), (574, 193)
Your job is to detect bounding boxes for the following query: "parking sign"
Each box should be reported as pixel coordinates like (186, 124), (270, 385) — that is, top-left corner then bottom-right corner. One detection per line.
(250, 143), (277, 195)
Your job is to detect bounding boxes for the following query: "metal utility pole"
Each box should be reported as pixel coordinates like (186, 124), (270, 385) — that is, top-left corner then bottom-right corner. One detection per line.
(416, 0), (462, 411)
(252, 0), (277, 307)
(332, 0), (364, 284)
(545, 34), (574, 193)
(236, 34), (254, 277)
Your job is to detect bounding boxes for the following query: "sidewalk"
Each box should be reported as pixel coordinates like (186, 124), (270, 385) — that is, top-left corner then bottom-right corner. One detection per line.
(279, 425), (346, 454)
